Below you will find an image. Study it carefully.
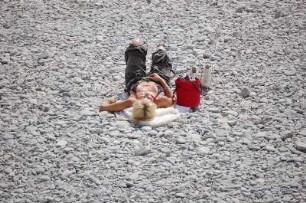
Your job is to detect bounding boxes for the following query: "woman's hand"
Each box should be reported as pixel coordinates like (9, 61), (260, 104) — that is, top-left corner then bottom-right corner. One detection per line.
(99, 105), (106, 112)
(148, 73), (173, 99)
(105, 96), (117, 104)
(147, 73), (164, 83)
(99, 96), (117, 112)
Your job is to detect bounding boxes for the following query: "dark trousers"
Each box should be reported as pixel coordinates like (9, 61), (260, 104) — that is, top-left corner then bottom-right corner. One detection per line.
(124, 44), (172, 92)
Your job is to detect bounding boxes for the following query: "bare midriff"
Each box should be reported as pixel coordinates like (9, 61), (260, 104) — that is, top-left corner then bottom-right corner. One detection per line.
(135, 81), (162, 100)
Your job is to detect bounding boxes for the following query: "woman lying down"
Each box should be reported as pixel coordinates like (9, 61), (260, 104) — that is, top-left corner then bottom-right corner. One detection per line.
(99, 39), (177, 124)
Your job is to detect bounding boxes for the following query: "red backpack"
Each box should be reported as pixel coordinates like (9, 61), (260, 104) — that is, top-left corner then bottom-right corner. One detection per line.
(175, 77), (201, 108)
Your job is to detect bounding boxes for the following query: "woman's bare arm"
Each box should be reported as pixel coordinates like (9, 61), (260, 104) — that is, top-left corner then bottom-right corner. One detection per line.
(154, 96), (173, 108)
(99, 97), (136, 112)
(158, 77), (173, 98)
(147, 73), (174, 98)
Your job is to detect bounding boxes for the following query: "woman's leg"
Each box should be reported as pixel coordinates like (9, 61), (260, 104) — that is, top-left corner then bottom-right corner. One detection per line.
(149, 45), (173, 84)
(125, 39), (147, 92)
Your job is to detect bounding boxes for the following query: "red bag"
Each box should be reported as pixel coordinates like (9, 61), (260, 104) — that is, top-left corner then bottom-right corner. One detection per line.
(175, 77), (201, 108)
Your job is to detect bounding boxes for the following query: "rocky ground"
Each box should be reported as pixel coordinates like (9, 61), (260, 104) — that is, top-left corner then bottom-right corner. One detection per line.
(1, 0), (306, 202)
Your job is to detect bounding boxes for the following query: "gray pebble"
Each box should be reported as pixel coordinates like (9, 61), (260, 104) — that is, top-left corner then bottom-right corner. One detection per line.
(223, 110), (239, 117)
(61, 170), (73, 179)
(175, 193), (186, 198)
(240, 86), (251, 98)
(56, 139), (68, 147)
(197, 146), (210, 155)
(37, 51), (49, 60)
(284, 69), (297, 76)
(36, 167), (45, 174)
(227, 119), (237, 126)
(134, 146), (150, 156)
(39, 175), (50, 182)
(295, 140), (306, 152)
(176, 137), (187, 144)
(299, 128), (306, 136)
(208, 107), (220, 113)
(265, 144), (277, 152)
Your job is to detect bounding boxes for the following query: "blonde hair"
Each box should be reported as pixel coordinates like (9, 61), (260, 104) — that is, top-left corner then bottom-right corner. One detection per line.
(132, 98), (157, 123)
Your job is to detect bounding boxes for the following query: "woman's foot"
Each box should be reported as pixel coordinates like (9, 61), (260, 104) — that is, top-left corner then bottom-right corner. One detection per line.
(157, 42), (166, 51)
(129, 38), (144, 47)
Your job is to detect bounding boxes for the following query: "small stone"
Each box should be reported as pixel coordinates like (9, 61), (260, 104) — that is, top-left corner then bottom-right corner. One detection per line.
(223, 110), (239, 117)
(88, 175), (101, 185)
(281, 131), (294, 141)
(240, 138), (252, 145)
(256, 178), (265, 184)
(127, 134), (141, 139)
(63, 147), (74, 153)
(240, 87), (250, 98)
(175, 193), (186, 198)
(236, 7), (245, 13)
(197, 146), (210, 155)
(134, 146), (150, 156)
(282, 194), (292, 202)
(3, 23), (10, 29)
(227, 120), (237, 126)
(208, 39), (215, 45)
(29, 99), (38, 105)
(37, 51), (49, 60)
(37, 60), (45, 66)
(209, 54), (219, 61)
(3, 154), (11, 161)
(294, 107), (304, 114)
(81, 109), (96, 116)
(124, 181), (134, 188)
(4, 167), (12, 174)
(187, 133), (202, 142)
(284, 69), (297, 76)
(265, 144), (276, 152)
(208, 107), (220, 113)
(295, 140), (306, 152)
(141, 126), (152, 131)
(203, 53), (210, 59)
(57, 139), (68, 147)
(96, 35), (104, 41)
(0, 183), (8, 189)
(36, 167), (45, 174)
(274, 10), (283, 19)
(39, 175), (50, 182)
(61, 170), (73, 179)
(74, 77), (83, 84)
(248, 145), (261, 151)
(221, 39), (230, 45)
(42, 106), (50, 112)
(0, 53), (10, 64)
(299, 129), (306, 136)
(176, 137), (186, 144)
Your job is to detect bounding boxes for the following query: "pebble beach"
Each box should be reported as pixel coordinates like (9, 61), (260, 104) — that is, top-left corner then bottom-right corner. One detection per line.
(1, 0), (306, 202)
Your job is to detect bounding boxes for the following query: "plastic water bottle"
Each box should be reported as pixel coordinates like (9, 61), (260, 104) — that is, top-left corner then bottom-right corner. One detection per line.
(189, 67), (197, 81)
(200, 64), (211, 88)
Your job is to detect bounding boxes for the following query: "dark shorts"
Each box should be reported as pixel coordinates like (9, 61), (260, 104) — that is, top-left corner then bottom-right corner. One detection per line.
(124, 44), (172, 92)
